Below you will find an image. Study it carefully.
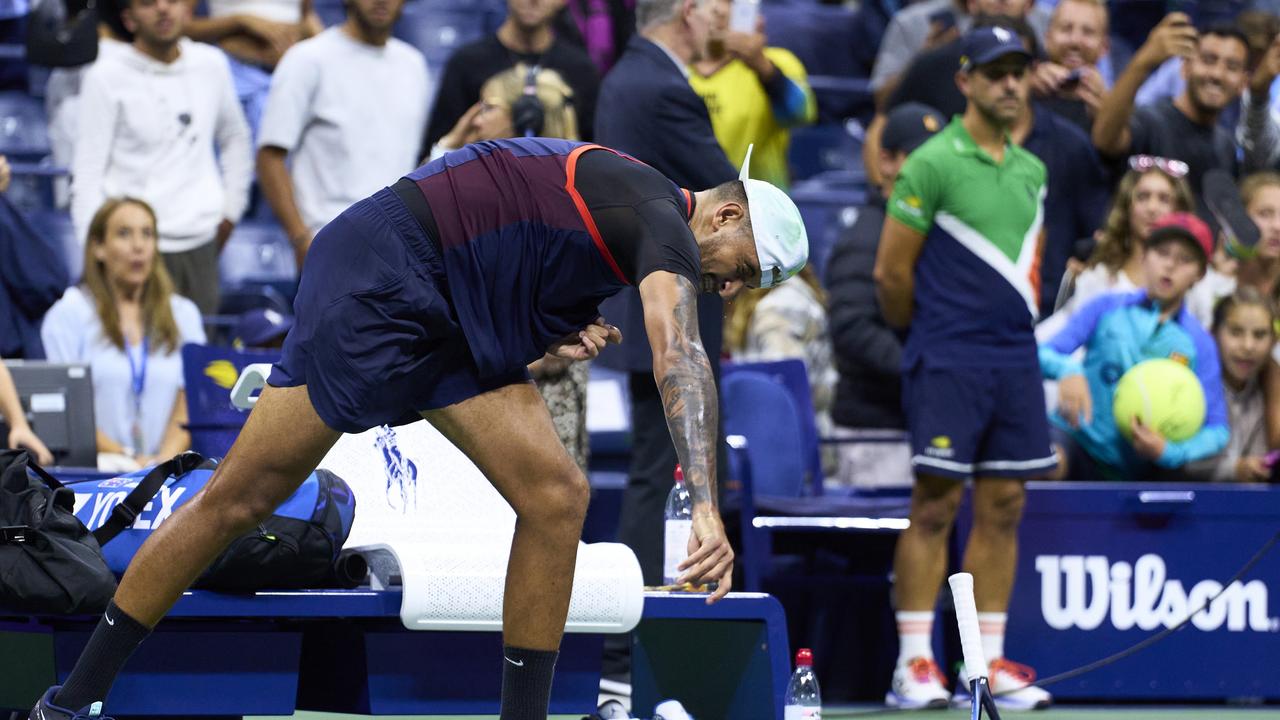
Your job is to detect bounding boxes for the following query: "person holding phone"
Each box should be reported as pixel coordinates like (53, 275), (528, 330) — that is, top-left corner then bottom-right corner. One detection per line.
(689, 0), (817, 189)
(1092, 14), (1263, 208)
(1030, 0), (1110, 133)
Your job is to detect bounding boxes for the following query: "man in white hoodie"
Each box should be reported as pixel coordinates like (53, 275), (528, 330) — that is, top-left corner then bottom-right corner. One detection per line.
(71, 0), (253, 314)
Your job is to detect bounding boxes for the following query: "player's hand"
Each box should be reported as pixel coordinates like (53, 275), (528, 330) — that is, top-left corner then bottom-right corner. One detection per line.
(678, 510), (734, 604)
(1058, 373), (1092, 429)
(1130, 416), (1167, 460)
(1236, 455), (1271, 482)
(527, 353), (572, 379)
(547, 317), (622, 361)
(9, 426), (53, 466)
(1137, 13), (1198, 68)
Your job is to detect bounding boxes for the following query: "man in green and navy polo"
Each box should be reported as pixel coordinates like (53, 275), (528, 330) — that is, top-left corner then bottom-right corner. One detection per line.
(874, 26), (1055, 711)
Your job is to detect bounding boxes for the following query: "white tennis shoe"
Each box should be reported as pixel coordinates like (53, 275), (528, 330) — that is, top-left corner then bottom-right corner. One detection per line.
(885, 656), (951, 709)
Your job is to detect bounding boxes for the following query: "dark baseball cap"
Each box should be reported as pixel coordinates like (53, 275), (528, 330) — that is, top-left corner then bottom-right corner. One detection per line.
(882, 103), (947, 154)
(960, 26), (1033, 71)
(1146, 212), (1214, 263)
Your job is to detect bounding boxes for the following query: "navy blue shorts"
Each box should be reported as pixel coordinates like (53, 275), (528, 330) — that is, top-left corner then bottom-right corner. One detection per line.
(903, 363), (1056, 480)
(268, 186), (529, 434)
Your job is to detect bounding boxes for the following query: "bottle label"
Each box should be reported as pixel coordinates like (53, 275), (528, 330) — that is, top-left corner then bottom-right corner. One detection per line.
(663, 519), (692, 584)
(784, 707), (821, 720)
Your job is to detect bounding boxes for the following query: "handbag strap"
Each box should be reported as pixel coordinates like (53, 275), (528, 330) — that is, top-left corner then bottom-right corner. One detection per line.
(24, 454), (65, 491)
(92, 452), (205, 547)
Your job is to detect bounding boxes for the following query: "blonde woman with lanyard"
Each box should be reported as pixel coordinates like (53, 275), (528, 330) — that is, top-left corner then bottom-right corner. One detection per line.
(42, 198), (205, 470)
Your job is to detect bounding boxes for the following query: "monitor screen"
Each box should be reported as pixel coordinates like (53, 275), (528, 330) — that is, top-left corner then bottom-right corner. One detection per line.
(1, 360), (97, 468)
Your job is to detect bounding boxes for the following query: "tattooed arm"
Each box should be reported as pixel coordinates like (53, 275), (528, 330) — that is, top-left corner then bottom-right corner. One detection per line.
(639, 270), (735, 603)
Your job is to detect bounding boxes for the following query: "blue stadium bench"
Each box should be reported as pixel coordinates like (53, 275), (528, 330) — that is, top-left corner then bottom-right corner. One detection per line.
(0, 590), (791, 719)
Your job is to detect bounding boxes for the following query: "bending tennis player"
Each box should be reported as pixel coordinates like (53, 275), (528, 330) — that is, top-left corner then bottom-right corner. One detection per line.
(31, 138), (808, 720)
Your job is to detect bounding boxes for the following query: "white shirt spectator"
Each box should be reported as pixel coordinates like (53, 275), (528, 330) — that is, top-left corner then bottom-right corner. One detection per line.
(47, 38), (127, 213)
(258, 27), (432, 234)
(40, 287), (206, 456)
(71, 39), (252, 254)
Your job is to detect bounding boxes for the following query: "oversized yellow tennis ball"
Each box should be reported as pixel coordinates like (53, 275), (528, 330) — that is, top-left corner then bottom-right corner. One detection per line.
(1112, 359), (1206, 442)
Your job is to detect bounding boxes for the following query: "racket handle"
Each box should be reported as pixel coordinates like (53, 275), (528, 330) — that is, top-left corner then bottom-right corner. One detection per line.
(949, 572), (988, 679)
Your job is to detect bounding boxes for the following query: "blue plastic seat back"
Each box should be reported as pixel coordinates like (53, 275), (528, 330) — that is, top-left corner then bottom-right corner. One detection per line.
(722, 370), (808, 498)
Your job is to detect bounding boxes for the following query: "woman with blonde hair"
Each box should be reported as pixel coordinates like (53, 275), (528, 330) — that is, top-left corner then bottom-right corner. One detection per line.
(427, 63), (579, 161)
(41, 198), (206, 468)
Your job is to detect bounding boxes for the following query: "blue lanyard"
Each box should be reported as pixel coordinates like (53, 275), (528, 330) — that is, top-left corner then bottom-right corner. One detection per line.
(126, 336), (149, 407)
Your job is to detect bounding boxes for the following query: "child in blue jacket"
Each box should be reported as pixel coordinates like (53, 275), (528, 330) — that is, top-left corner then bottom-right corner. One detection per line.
(1039, 213), (1230, 480)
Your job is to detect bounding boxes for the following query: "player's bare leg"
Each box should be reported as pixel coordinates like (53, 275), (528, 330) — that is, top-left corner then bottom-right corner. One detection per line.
(421, 381), (589, 720)
(422, 381), (588, 650)
(43, 384), (340, 714)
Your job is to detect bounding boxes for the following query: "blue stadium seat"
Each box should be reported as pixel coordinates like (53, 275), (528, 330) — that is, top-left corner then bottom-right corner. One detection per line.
(393, 0), (505, 68)
(0, 91), (51, 159)
(789, 171), (867, 284)
(311, 0), (346, 27)
(721, 359), (912, 591)
(761, 0), (870, 119)
(182, 343), (282, 458)
(219, 220), (297, 292)
(217, 284), (293, 317)
(25, 208), (79, 280)
(787, 121), (862, 182)
(723, 369), (811, 499)
(724, 359), (823, 493)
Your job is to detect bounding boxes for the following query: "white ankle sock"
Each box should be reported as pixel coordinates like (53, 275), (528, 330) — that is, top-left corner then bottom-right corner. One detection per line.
(978, 612), (1007, 664)
(896, 611), (935, 664)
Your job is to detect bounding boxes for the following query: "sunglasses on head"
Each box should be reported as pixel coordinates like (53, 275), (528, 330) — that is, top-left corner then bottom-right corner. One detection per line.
(1129, 155), (1189, 178)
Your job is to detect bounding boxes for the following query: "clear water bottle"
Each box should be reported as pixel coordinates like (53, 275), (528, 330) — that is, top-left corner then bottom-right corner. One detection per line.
(663, 464), (693, 585)
(784, 648), (822, 720)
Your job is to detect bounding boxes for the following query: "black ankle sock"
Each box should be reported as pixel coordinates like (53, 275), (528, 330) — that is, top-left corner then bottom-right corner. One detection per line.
(499, 645), (559, 720)
(53, 601), (151, 710)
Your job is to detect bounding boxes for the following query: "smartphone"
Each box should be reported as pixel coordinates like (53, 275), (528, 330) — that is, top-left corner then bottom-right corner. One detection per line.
(1060, 68), (1083, 89)
(729, 0), (759, 33)
(928, 9), (957, 32)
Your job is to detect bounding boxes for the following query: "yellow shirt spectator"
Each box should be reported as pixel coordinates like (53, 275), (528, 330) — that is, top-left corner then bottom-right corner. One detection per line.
(690, 46), (817, 189)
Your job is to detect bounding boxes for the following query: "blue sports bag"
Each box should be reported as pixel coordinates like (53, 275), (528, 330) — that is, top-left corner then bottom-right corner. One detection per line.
(69, 452), (357, 590)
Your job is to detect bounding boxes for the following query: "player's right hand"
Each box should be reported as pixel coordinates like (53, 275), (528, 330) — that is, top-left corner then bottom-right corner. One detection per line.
(547, 317), (622, 361)
(1058, 373), (1092, 429)
(678, 511), (734, 604)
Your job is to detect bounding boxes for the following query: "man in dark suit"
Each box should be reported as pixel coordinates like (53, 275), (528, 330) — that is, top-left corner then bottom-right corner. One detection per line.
(594, 0), (736, 696)
(596, 0), (736, 588)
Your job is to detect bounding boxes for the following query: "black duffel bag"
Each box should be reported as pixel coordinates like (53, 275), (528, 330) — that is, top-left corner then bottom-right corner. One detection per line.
(0, 449), (116, 614)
